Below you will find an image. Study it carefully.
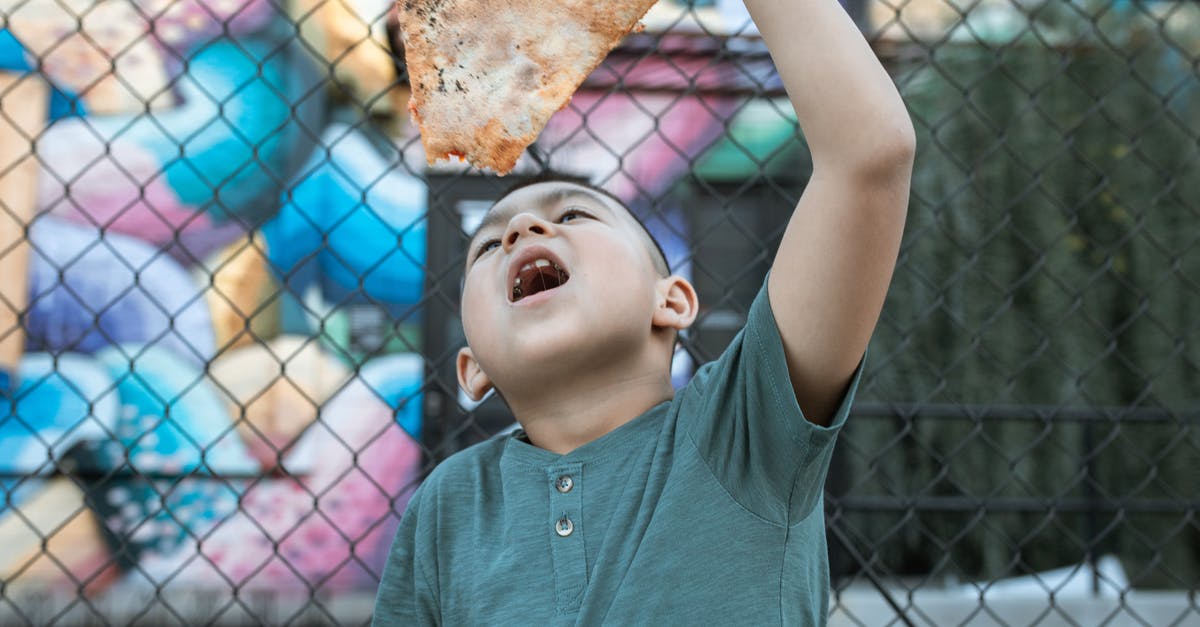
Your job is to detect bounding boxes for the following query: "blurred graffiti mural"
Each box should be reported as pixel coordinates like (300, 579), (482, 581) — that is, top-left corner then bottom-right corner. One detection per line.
(0, 0), (427, 600)
(0, 0), (745, 607)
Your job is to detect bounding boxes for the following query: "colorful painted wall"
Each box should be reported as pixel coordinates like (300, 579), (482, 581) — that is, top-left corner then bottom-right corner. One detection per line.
(0, 0), (427, 600)
(0, 0), (751, 606)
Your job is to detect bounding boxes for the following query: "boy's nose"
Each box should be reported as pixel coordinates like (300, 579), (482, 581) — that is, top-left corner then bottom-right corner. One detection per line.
(503, 213), (555, 251)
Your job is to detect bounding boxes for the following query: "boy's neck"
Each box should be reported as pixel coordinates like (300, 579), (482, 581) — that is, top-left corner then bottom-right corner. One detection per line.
(506, 365), (674, 455)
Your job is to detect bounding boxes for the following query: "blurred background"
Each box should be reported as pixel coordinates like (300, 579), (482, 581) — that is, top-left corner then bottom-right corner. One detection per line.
(0, 0), (1196, 624)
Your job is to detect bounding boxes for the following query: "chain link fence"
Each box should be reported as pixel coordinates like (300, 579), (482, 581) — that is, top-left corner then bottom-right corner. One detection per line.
(0, 0), (1197, 624)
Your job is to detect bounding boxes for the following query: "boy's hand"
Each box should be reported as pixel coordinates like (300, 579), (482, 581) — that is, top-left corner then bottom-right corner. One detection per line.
(746, 0), (916, 426)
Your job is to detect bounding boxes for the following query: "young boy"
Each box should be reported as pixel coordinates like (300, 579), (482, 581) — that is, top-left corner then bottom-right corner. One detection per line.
(374, 0), (914, 623)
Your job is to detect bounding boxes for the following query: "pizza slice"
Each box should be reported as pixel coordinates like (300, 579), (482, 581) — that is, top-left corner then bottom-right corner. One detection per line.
(398, 0), (658, 175)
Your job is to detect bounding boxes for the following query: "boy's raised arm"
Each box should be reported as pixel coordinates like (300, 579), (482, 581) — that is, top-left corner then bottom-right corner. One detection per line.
(749, 0), (916, 426)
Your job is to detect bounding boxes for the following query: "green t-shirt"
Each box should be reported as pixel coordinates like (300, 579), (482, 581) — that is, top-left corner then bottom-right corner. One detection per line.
(374, 283), (862, 625)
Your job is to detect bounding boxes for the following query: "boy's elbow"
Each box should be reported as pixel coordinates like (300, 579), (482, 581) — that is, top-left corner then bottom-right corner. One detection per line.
(815, 113), (916, 184)
(848, 128), (916, 203)
(892, 113), (918, 163)
(861, 116), (917, 180)
(889, 114), (918, 162)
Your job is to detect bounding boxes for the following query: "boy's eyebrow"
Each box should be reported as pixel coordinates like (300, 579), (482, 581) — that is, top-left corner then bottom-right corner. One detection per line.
(467, 187), (614, 247)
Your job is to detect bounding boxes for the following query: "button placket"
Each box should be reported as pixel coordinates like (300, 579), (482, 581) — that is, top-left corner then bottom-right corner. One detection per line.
(546, 463), (585, 613)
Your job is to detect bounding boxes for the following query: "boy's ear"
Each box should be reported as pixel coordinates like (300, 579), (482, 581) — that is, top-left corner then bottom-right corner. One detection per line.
(456, 347), (494, 402)
(652, 275), (699, 331)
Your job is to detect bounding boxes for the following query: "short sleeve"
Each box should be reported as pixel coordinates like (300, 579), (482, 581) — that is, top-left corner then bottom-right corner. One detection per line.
(372, 486), (440, 626)
(677, 280), (864, 524)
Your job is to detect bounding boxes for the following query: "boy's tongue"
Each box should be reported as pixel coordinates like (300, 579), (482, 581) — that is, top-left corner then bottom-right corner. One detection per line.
(513, 262), (568, 301)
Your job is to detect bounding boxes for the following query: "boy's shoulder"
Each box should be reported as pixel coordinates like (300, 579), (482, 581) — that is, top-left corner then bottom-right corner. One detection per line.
(413, 429), (512, 503)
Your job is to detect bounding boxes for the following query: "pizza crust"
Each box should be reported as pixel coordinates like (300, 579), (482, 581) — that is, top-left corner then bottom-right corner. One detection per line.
(399, 0), (658, 174)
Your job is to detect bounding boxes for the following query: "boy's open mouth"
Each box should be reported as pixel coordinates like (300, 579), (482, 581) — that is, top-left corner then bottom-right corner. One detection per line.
(512, 258), (570, 302)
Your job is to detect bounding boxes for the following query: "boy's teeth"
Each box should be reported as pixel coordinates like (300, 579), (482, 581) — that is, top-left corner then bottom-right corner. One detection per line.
(511, 258), (568, 302)
(520, 258), (554, 273)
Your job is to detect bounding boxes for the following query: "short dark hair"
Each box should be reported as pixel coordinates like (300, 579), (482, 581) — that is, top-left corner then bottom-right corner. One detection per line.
(492, 174), (671, 276)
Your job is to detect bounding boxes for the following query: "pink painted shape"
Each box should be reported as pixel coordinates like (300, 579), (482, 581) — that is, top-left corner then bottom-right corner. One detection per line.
(139, 375), (422, 592)
(540, 89), (736, 202)
(150, 0), (278, 53)
(35, 119), (244, 260)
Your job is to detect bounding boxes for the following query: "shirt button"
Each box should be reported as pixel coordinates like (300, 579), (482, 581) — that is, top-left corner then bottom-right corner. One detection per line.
(555, 517), (574, 537)
(555, 475), (574, 493)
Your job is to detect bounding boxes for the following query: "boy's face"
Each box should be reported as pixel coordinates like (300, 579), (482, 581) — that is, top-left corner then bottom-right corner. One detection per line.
(459, 181), (666, 398)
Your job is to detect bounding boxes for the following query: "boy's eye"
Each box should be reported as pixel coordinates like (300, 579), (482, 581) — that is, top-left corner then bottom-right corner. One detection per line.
(558, 208), (591, 223)
(473, 238), (500, 260)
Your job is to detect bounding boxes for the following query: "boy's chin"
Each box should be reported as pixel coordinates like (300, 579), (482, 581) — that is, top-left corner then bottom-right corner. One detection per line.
(489, 330), (642, 385)
(499, 339), (594, 373)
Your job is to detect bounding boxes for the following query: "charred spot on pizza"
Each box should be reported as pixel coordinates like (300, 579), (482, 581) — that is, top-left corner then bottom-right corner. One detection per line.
(409, 0), (448, 17)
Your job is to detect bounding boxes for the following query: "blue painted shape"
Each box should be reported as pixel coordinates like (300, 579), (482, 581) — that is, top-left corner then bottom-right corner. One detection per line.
(263, 125), (427, 312)
(355, 353), (424, 439)
(0, 353), (118, 511)
(0, 29), (86, 119)
(0, 29), (29, 72)
(77, 27), (324, 226)
(25, 218), (216, 366)
(94, 344), (256, 476)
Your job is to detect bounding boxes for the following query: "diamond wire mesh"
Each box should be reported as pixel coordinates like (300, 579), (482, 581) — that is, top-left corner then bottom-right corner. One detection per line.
(0, 0), (1197, 625)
